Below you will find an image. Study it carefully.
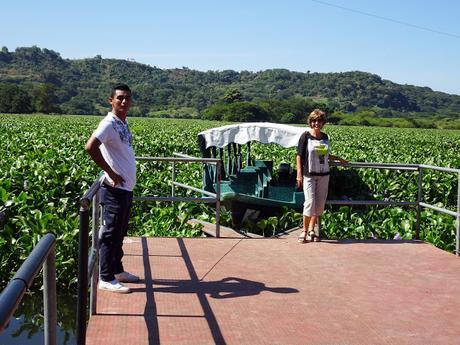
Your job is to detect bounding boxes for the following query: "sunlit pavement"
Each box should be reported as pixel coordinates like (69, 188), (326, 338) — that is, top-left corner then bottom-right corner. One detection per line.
(86, 236), (460, 345)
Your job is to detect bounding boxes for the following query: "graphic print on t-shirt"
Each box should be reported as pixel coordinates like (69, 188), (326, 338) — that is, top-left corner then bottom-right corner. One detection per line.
(112, 119), (132, 146)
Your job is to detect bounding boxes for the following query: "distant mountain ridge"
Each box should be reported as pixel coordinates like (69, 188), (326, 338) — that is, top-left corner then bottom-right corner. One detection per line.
(1, 46), (460, 118)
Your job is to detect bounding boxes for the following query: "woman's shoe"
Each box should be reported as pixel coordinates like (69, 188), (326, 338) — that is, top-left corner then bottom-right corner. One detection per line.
(308, 230), (318, 242)
(313, 228), (322, 242)
(298, 231), (307, 243)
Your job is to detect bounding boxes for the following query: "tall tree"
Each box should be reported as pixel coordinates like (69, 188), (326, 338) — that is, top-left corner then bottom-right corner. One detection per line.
(223, 87), (244, 103)
(0, 83), (32, 113)
(32, 83), (59, 113)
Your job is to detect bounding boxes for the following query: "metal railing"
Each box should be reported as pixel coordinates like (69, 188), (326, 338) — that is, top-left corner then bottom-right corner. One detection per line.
(76, 154), (221, 345)
(327, 162), (460, 254)
(135, 153), (222, 234)
(0, 233), (57, 345)
(76, 177), (101, 345)
(77, 158), (459, 344)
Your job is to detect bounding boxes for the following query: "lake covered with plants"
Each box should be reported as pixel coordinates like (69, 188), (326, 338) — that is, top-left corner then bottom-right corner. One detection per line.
(1, 114), (459, 343)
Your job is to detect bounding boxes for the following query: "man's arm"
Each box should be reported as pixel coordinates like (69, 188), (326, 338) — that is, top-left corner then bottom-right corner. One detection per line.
(85, 135), (124, 186)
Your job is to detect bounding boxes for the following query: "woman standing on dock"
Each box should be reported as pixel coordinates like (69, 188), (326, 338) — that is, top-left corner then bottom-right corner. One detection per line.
(296, 109), (348, 243)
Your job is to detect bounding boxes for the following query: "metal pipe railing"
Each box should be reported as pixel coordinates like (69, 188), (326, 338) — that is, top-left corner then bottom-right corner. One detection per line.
(330, 161), (418, 170)
(418, 165), (460, 254)
(77, 155), (223, 344)
(136, 156), (220, 163)
(329, 162), (460, 249)
(76, 177), (103, 345)
(43, 242), (57, 345)
(76, 198), (91, 345)
(416, 167), (423, 239)
(419, 202), (459, 218)
(0, 233), (56, 345)
(419, 164), (460, 173)
(89, 191), (100, 317)
(76, 158), (460, 344)
(172, 182), (217, 197)
(356, 163), (418, 170)
(457, 173), (460, 255)
(135, 196), (217, 202)
(327, 200), (417, 206)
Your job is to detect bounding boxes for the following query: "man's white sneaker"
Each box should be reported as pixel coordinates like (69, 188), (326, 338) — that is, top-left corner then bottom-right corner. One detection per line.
(115, 271), (140, 283)
(98, 279), (131, 293)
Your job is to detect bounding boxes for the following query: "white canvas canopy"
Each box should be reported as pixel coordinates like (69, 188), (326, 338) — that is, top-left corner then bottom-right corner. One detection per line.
(198, 122), (308, 149)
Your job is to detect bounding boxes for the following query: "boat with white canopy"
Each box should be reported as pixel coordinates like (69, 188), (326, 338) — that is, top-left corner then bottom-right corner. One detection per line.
(198, 122), (308, 228)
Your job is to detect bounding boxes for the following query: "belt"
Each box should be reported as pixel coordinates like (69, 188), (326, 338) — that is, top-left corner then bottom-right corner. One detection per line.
(102, 181), (123, 192)
(102, 180), (133, 194)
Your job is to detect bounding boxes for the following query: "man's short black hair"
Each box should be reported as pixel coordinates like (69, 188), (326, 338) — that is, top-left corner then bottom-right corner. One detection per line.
(111, 83), (131, 97)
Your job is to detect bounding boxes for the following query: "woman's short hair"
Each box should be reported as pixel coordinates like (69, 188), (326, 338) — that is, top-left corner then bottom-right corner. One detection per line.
(307, 109), (326, 124)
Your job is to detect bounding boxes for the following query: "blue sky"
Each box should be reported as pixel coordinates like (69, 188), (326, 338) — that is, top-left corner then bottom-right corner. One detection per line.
(3, 0), (460, 95)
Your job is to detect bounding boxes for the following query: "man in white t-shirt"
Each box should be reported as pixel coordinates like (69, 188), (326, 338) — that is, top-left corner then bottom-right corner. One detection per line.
(85, 83), (139, 293)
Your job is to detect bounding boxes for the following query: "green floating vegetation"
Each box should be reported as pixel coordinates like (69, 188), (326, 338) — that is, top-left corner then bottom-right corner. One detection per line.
(1, 114), (459, 289)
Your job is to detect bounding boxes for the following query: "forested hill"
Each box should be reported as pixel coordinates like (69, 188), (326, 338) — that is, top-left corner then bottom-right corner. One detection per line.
(1, 46), (460, 124)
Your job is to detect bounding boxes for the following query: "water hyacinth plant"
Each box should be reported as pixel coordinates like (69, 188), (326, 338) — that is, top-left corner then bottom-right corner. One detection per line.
(1, 114), (459, 288)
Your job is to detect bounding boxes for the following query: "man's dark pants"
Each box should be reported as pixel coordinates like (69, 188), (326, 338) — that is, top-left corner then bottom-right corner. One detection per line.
(99, 184), (133, 282)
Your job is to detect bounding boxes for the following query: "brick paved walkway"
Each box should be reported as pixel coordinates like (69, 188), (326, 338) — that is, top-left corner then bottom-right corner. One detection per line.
(86, 236), (460, 344)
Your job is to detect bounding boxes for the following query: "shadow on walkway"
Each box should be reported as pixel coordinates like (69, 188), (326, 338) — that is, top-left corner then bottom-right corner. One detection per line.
(138, 237), (298, 345)
(150, 276), (298, 299)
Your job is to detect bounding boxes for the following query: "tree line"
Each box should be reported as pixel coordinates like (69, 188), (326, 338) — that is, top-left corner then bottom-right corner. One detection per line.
(1, 46), (460, 129)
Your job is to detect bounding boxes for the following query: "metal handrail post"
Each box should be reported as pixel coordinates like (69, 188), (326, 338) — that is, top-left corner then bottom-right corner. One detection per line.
(457, 173), (460, 256)
(43, 242), (57, 345)
(0, 233), (56, 338)
(416, 166), (423, 240)
(76, 201), (90, 345)
(90, 191), (100, 316)
(0, 280), (25, 332)
(172, 161), (176, 197)
(216, 160), (221, 238)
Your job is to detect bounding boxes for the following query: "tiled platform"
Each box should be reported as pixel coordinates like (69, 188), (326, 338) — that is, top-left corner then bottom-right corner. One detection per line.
(86, 236), (460, 345)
